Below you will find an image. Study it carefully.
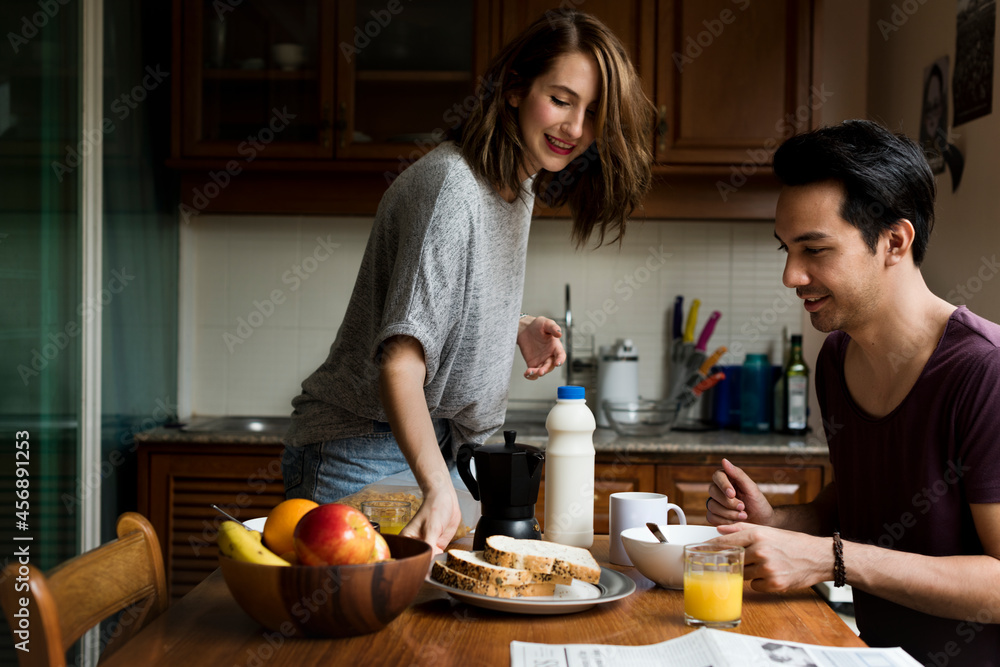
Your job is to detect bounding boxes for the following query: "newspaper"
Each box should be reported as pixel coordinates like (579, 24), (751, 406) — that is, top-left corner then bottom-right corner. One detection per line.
(510, 628), (922, 667)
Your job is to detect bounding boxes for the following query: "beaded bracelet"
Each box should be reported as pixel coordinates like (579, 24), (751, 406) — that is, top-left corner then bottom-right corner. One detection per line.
(833, 531), (847, 587)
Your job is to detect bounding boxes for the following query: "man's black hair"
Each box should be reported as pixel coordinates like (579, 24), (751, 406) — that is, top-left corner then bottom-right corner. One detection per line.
(773, 119), (937, 266)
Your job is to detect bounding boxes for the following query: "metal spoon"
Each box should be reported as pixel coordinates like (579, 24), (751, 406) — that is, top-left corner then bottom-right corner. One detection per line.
(211, 503), (254, 531)
(646, 522), (669, 543)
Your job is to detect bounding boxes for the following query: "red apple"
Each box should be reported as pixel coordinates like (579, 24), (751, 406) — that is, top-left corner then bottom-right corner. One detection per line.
(369, 531), (391, 563)
(293, 503), (376, 566)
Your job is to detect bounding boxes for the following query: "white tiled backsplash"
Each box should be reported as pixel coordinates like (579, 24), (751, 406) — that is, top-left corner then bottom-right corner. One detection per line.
(182, 216), (799, 417)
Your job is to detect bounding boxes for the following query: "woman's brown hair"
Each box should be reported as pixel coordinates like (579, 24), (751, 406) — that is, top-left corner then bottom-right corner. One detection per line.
(457, 10), (654, 247)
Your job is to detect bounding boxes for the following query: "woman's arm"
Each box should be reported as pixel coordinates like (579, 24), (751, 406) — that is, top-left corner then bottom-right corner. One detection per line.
(378, 335), (460, 554)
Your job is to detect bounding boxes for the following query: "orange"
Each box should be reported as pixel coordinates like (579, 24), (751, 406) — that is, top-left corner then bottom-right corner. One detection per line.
(263, 498), (318, 556)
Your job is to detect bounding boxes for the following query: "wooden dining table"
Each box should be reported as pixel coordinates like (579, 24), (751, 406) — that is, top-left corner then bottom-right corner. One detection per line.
(101, 536), (865, 666)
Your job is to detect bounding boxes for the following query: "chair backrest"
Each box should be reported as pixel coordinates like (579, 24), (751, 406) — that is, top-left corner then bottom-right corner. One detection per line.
(0, 512), (168, 667)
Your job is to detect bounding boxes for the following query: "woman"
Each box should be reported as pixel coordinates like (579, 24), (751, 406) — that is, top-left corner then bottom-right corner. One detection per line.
(282, 10), (653, 553)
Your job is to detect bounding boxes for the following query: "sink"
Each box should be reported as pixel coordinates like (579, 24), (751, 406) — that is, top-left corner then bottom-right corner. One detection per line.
(180, 416), (291, 435)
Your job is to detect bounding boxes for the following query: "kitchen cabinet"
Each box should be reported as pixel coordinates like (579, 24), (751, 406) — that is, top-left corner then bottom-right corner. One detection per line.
(654, 0), (815, 165)
(656, 461), (824, 525)
(536, 462), (657, 534)
(137, 441), (285, 600)
(178, 0), (336, 158)
(536, 451), (828, 531)
(170, 0), (817, 219)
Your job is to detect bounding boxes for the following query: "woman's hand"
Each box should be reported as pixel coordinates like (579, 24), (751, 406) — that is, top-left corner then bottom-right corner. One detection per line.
(399, 484), (461, 555)
(517, 315), (566, 380)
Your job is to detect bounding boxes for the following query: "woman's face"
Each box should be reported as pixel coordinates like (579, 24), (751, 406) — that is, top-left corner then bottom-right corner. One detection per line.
(510, 51), (599, 180)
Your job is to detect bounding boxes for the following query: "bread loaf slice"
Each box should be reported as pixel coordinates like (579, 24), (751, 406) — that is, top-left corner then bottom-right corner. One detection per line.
(445, 549), (572, 586)
(431, 561), (557, 598)
(483, 535), (601, 584)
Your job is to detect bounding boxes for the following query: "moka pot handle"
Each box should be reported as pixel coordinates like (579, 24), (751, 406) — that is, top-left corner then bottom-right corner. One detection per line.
(456, 443), (479, 501)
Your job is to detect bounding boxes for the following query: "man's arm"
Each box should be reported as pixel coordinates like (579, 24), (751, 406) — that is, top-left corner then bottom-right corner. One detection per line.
(378, 335), (460, 554)
(715, 503), (1000, 622)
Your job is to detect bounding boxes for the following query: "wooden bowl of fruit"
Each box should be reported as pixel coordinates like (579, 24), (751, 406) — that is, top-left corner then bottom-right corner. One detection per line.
(217, 502), (432, 638)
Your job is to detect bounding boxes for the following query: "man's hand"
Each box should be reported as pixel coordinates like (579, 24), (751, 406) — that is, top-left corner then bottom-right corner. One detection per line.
(706, 458), (775, 526)
(712, 523), (833, 592)
(517, 315), (566, 380)
(399, 485), (461, 556)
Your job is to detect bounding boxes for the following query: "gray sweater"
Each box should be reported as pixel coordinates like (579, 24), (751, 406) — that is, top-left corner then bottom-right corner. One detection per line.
(285, 142), (535, 452)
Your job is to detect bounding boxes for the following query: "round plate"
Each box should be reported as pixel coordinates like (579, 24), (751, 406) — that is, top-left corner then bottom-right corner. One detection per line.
(426, 554), (636, 615)
(243, 517), (266, 531)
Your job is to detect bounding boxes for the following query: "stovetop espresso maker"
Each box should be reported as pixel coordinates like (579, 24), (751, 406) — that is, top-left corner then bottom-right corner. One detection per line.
(456, 430), (544, 550)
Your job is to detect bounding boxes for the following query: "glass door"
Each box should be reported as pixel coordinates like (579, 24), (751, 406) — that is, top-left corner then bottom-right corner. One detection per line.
(180, 0), (335, 158)
(0, 1), (82, 665)
(334, 0), (489, 160)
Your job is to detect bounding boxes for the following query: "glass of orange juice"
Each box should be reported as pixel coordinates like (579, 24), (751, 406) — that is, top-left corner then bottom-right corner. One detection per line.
(683, 544), (745, 628)
(361, 500), (412, 535)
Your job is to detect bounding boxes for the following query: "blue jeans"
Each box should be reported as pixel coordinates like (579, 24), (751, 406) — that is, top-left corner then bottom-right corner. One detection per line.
(281, 418), (461, 503)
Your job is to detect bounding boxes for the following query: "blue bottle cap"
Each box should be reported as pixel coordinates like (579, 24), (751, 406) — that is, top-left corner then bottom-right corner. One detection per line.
(557, 385), (586, 400)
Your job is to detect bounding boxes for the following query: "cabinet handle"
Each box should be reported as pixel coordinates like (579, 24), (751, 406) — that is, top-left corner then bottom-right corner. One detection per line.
(321, 106), (332, 149)
(657, 105), (668, 152)
(335, 102), (348, 148)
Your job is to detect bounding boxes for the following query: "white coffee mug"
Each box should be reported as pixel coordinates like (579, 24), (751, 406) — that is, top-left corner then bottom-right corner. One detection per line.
(609, 491), (686, 566)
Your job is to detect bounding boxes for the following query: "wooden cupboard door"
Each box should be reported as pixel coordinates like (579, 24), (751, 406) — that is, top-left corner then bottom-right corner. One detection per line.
(495, 1), (655, 98)
(654, 0), (814, 164)
(536, 462), (656, 534)
(334, 0), (491, 159)
(142, 451), (285, 600)
(657, 463), (823, 525)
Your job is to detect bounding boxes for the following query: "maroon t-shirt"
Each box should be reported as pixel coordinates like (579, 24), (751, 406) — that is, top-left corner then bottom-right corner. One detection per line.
(817, 306), (1000, 666)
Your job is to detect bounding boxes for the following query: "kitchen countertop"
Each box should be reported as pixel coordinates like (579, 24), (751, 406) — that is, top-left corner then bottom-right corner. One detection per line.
(135, 415), (828, 456)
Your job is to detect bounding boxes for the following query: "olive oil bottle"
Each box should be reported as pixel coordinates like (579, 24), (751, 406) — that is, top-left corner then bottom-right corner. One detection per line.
(780, 335), (809, 434)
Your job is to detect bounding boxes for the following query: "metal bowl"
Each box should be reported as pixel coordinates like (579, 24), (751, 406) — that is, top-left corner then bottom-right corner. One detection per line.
(602, 400), (678, 437)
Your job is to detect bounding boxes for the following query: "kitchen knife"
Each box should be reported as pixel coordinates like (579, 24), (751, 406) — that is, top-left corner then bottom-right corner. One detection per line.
(695, 311), (721, 352)
(683, 311), (721, 381)
(683, 299), (701, 344)
(677, 371), (726, 409)
(698, 346), (728, 377)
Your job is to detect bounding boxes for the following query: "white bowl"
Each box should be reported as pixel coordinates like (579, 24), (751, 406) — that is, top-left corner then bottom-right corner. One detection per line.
(621, 524), (723, 589)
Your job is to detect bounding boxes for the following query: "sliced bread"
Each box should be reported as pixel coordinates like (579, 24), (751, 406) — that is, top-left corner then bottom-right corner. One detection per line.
(483, 535), (601, 584)
(431, 561), (557, 599)
(445, 549), (572, 586)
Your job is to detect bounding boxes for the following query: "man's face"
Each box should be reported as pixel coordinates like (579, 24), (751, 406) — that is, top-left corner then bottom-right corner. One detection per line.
(774, 180), (883, 334)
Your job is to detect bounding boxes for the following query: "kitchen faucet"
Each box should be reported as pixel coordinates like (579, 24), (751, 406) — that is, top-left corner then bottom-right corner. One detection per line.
(564, 283), (573, 386)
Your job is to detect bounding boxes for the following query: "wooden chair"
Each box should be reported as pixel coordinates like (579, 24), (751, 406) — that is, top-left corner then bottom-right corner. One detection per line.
(0, 512), (168, 667)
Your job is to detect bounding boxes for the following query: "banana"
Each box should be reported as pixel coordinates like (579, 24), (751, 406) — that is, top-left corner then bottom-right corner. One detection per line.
(217, 520), (290, 566)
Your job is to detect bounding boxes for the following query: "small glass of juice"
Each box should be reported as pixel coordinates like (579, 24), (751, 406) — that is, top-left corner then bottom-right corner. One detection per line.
(683, 544), (745, 628)
(361, 500), (412, 535)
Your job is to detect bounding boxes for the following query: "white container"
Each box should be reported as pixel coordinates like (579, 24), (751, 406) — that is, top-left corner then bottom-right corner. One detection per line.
(543, 385), (596, 548)
(595, 339), (639, 427)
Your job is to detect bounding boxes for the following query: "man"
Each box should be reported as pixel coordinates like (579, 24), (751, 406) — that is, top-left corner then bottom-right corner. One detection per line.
(707, 120), (1000, 665)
